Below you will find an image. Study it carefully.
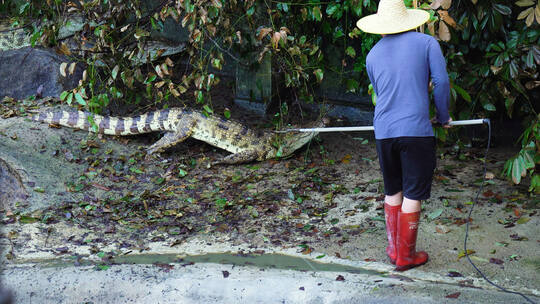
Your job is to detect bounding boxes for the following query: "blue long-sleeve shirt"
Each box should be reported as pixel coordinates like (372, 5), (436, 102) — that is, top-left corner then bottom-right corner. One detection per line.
(366, 31), (450, 139)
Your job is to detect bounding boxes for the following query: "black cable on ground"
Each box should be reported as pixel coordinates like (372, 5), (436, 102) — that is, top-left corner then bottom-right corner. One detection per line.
(463, 119), (536, 304)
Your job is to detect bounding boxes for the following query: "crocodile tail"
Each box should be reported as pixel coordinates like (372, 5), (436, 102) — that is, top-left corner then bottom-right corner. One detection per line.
(30, 109), (175, 135)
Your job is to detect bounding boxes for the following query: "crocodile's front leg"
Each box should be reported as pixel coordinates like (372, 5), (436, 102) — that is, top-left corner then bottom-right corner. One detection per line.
(146, 116), (196, 154)
(212, 149), (264, 165)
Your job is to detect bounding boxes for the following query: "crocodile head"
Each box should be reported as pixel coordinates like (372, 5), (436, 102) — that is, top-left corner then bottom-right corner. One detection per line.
(268, 117), (328, 159)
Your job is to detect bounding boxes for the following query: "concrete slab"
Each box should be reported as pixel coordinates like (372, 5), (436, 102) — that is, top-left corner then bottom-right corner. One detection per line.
(4, 259), (539, 304)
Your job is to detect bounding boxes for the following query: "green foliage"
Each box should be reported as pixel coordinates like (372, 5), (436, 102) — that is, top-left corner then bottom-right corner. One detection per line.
(2, 0), (380, 115)
(441, 0), (539, 191)
(2, 0), (538, 191)
(503, 116), (539, 192)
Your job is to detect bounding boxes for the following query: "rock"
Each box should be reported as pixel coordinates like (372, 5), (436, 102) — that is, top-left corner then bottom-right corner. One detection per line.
(0, 47), (83, 100)
(0, 114), (158, 213)
(0, 116), (84, 212)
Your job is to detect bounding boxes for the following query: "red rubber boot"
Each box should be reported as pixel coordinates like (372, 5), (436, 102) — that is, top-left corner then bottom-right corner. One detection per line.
(395, 211), (428, 271)
(384, 203), (400, 264)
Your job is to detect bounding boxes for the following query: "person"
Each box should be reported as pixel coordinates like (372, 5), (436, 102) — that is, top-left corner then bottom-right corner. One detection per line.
(356, 0), (452, 271)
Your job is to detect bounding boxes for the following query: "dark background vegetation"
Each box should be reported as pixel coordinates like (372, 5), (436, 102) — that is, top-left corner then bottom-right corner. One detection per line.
(0, 0), (538, 192)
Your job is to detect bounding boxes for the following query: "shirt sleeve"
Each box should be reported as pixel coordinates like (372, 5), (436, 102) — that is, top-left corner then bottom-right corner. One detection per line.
(366, 55), (376, 95)
(427, 37), (450, 124)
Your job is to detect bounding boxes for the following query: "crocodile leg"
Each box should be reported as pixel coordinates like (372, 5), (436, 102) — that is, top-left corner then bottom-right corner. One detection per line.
(146, 116), (196, 154)
(212, 149), (263, 165)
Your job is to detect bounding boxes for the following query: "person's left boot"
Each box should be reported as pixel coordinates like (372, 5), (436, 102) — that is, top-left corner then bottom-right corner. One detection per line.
(395, 211), (429, 271)
(384, 203), (400, 264)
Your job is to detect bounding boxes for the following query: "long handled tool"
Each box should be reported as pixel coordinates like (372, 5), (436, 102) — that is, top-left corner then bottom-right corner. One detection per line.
(275, 118), (489, 133)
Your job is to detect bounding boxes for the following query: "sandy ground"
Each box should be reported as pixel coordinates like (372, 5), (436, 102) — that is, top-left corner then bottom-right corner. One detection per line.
(0, 112), (539, 303)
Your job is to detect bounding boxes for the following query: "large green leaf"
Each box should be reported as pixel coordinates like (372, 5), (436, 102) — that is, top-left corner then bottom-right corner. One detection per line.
(511, 156), (526, 184)
(74, 93), (86, 106)
(452, 83), (471, 102)
(483, 103), (497, 111)
(313, 69), (324, 83)
(521, 141), (536, 169)
(492, 3), (511, 15)
(530, 174), (540, 193)
(505, 97), (515, 118)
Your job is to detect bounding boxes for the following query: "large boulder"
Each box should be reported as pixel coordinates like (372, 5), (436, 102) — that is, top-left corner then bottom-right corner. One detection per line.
(0, 47), (83, 100)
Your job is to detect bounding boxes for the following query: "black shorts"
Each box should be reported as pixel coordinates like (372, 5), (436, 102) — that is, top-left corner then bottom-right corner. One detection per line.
(375, 137), (436, 201)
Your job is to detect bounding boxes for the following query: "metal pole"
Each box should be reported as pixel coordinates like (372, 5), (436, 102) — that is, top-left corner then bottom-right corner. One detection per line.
(275, 119), (489, 133)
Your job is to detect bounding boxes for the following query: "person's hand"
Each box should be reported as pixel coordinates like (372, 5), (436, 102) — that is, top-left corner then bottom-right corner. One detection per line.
(431, 117), (452, 128)
(442, 117), (452, 129)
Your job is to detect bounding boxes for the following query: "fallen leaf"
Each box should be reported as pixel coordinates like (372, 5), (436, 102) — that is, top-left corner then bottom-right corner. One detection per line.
(434, 175), (449, 181)
(457, 249), (475, 260)
(7, 231), (18, 239)
(428, 208), (444, 221)
(489, 258), (504, 265)
(471, 256), (489, 263)
(446, 292), (461, 299)
(454, 218), (471, 226)
(60, 62), (68, 77)
(482, 190), (495, 197)
(509, 234), (528, 241)
(19, 216), (39, 224)
(57, 43), (72, 56)
(155, 65), (164, 78)
(516, 217), (530, 224)
(341, 154), (352, 164)
(436, 225), (451, 234)
(154, 263), (174, 272)
(55, 247), (69, 253)
(92, 183), (111, 191)
(68, 62), (77, 75)
(104, 225), (116, 234)
(165, 57), (174, 67)
(525, 80), (540, 90)
(301, 247), (313, 255)
(485, 172), (495, 179)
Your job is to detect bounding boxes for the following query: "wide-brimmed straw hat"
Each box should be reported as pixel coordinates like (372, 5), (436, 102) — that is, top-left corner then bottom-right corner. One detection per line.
(356, 0), (429, 34)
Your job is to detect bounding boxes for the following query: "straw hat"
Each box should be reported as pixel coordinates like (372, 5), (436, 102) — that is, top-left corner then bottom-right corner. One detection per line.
(356, 0), (430, 34)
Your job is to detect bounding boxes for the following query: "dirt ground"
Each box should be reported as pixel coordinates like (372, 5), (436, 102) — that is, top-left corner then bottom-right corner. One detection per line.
(1, 109), (538, 298)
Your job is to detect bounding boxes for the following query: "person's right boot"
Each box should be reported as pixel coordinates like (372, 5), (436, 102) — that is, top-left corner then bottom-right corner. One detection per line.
(395, 211), (428, 271)
(384, 203), (400, 264)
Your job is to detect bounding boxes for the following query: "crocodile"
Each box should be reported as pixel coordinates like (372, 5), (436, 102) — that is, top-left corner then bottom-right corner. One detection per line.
(30, 108), (323, 164)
